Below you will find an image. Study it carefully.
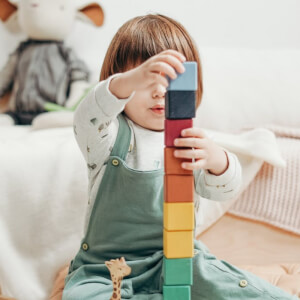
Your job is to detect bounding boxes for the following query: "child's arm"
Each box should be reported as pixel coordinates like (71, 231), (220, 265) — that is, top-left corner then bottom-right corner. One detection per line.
(173, 127), (242, 201)
(73, 76), (134, 173)
(74, 50), (186, 177)
(109, 49), (186, 99)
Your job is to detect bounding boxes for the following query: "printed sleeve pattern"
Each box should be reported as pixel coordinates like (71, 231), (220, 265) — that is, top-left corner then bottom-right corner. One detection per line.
(73, 75), (134, 180)
(194, 151), (242, 202)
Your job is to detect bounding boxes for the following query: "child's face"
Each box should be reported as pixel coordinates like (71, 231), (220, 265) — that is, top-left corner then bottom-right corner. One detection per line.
(124, 84), (165, 131)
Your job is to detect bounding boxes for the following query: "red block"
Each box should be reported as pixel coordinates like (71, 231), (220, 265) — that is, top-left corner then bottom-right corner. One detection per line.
(165, 119), (193, 147)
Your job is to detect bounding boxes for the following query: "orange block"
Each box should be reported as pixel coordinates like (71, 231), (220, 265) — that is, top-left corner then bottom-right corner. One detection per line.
(163, 229), (194, 258)
(164, 147), (193, 175)
(164, 175), (194, 203)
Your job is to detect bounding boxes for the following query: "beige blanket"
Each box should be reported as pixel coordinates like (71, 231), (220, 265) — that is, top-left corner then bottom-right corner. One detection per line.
(195, 127), (285, 235)
(230, 125), (300, 235)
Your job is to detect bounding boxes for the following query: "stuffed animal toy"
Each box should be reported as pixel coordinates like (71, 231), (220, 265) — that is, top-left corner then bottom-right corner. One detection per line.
(0, 0), (104, 125)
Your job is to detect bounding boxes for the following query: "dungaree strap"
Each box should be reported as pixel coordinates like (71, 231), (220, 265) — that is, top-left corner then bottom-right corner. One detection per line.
(110, 114), (131, 160)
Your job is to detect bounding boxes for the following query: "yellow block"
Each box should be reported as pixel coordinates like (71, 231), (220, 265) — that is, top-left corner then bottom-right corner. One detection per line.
(163, 229), (194, 258)
(164, 202), (194, 231)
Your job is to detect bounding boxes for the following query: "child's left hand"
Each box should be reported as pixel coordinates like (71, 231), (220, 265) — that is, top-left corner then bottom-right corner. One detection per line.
(173, 127), (229, 175)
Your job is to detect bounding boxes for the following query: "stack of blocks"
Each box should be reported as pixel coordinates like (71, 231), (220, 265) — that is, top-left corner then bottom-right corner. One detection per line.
(163, 62), (197, 300)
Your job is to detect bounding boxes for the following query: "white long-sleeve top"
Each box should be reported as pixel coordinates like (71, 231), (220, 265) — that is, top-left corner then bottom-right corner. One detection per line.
(73, 76), (242, 233)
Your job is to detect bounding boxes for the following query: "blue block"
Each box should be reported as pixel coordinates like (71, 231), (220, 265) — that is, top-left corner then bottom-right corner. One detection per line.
(167, 62), (197, 91)
(165, 91), (195, 119)
(163, 285), (191, 300)
(163, 257), (193, 285)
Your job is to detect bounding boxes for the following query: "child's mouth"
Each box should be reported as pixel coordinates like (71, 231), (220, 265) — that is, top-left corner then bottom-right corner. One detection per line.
(151, 105), (165, 115)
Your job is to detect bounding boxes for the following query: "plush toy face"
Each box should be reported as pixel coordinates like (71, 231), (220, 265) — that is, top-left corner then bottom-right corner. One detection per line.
(0, 0), (104, 39)
(19, 0), (77, 40)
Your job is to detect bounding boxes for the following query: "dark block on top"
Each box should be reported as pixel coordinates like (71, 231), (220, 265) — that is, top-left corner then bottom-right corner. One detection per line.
(165, 91), (196, 119)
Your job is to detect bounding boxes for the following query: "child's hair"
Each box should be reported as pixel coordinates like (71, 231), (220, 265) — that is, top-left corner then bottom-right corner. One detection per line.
(100, 14), (203, 107)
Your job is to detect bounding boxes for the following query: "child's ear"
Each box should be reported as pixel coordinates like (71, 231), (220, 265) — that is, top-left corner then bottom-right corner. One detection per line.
(77, 2), (104, 27)
(0, 0), (20, 33)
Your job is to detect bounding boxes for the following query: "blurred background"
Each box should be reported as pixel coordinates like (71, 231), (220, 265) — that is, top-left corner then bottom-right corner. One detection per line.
(0, 1), (300, 300)
(1, 0), (300, 77)
(2, 0), (300, 130)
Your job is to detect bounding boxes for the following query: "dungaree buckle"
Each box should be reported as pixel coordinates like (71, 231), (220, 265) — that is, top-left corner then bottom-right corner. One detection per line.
(112, 159), (119, 166)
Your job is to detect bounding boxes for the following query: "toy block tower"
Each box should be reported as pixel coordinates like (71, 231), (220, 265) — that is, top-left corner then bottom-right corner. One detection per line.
(163, 62), (197, 300)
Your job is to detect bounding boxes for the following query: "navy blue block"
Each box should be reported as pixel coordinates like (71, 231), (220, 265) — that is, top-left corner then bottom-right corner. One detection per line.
(165, 91), (196, 119)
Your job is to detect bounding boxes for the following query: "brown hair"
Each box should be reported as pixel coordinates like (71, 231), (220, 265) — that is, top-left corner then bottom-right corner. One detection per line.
(100, 14), (203, 107)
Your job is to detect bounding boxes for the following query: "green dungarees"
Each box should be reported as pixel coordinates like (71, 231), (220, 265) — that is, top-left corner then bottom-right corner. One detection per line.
(62, 114), (297, 300)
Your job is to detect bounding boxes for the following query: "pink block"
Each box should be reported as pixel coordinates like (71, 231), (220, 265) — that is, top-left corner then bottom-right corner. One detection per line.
(165, 119), (193, 147)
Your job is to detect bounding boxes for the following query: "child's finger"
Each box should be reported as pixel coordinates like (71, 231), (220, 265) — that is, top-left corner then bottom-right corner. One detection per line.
(181, 128), (207, 138)
(174, 137), (205, 148)
(150, 62), (178, 80)
(174, 148), (206, 159)
(181, 160), (206, 170)
(155, 54), (186, 74)
(160, 49), (186, 62)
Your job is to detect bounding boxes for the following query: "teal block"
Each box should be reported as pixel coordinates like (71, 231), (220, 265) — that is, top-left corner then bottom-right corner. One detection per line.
(167, 62), (197, 91)
(163, 285), (191, 300)
(163, 257), (193, 285)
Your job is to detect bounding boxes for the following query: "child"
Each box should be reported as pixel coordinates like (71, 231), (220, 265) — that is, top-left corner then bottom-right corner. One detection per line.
(62, 14), (297, 300)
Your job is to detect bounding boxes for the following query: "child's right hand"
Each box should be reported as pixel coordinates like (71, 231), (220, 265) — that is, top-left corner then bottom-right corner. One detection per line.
(109, 50), (186, 99)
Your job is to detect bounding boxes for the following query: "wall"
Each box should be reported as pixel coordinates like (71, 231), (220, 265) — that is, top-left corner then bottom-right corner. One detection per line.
(1, 0), (300, 78)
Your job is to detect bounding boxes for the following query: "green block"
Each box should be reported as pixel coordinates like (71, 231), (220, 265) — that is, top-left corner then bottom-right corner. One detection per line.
(163, 257), (193, 285)
(163, 285), (191, 300)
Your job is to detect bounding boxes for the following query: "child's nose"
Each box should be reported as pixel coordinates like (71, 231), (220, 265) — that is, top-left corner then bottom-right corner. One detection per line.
(152, 85), (166, 99)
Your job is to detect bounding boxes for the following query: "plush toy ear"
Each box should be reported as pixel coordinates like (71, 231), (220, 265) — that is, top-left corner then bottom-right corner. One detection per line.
(77, 2), (104, 27)
(0, 0), (20, 33)
(0, 0), (17, 22)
